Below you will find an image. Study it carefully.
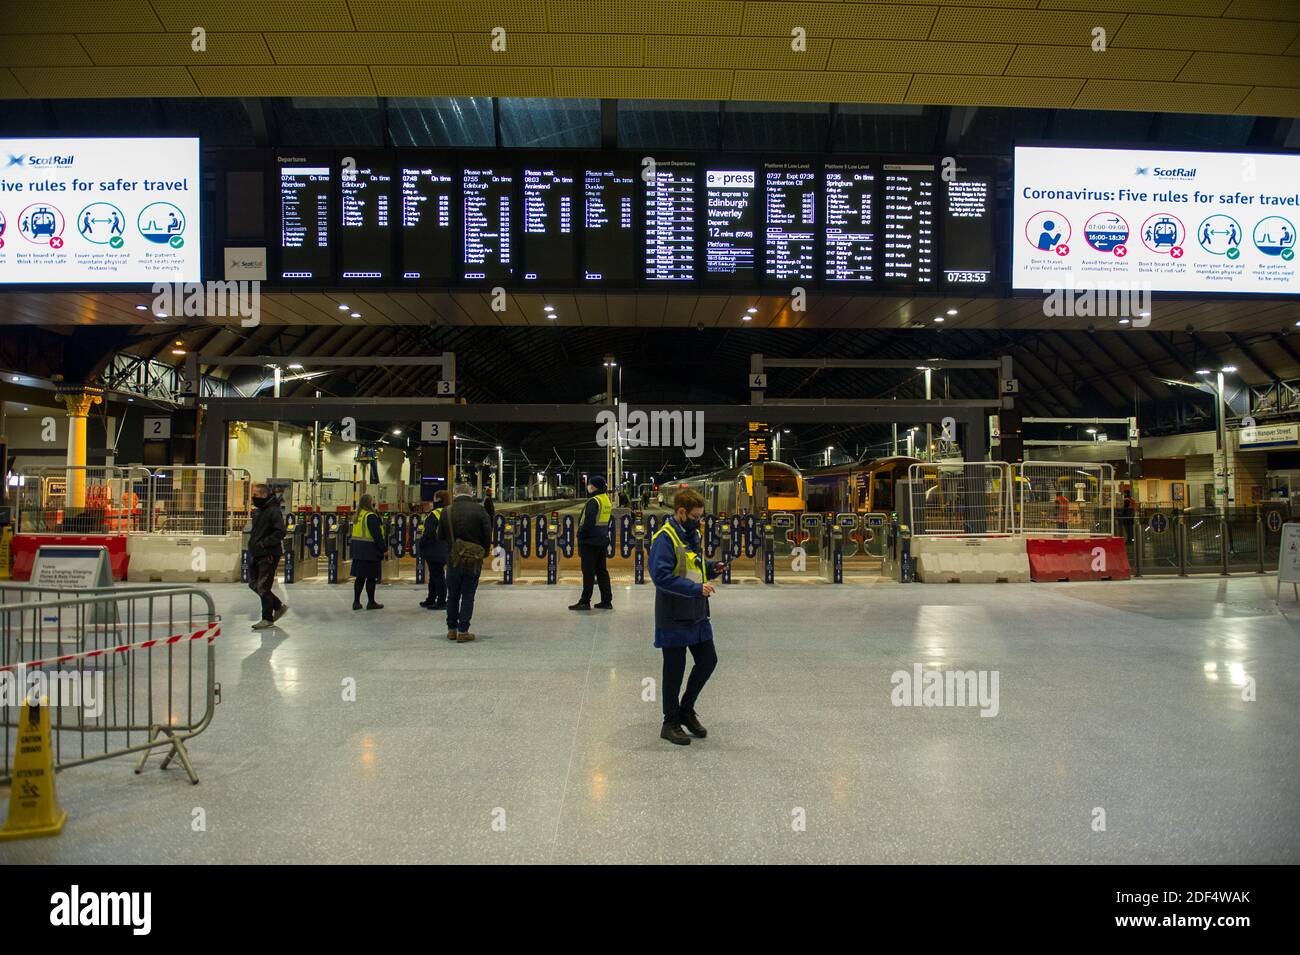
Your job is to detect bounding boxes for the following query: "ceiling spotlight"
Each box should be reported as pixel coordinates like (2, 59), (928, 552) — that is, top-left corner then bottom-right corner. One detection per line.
(1086, 427), (1097, 434)
(155, 312), (168, 318)
(746, 307), (757, 314)
(127, 397), (134, 402)
(1139, 311), (1150, 318)
(1118, 318), (1131, 325)
(135, 304), (147, 311)
(1196, 369), (1211, 376)
(171, 348), (186, 356)
(933, 316), (944, 323)
(288, 363), (303, 370)
(741, 315), (752, 322)
(543, 305), (554, 312)
(393, 429), (403, 435)
(338, 304), (349, 311)
(782, 429), (790, 434)
(946, 308), (957, 315)
(350, 312), (361, 318)
(1221, 365), (1236, 373)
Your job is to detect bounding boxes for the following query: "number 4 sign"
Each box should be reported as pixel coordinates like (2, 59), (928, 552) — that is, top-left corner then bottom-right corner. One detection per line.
(749, 374), (767, 389)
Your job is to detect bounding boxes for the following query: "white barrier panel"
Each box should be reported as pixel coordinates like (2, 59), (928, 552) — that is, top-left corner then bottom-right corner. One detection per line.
(912, 535), (1030, 583)
(126, 534), (243, 583)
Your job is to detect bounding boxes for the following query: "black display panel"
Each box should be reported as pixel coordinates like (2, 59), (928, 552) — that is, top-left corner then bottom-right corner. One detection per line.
(703, 167), (757, 283)
(339, 157), (393, 281)
(643, 160), (696, 282)
(823, 162), (875, 284)
(521, 167), (575, 283)
(462, 167), (514, 282)
(763, 161), (816, 285)
(278, 161), (331, 281)
(943, 159), (996, 286)
(582, 167), (636, 283)
(881, 162), (936, 284)
(400, 163), (455, 283)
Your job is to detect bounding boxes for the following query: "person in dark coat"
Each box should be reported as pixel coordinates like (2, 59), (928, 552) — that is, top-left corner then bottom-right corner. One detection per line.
(247, 482), (288, 630)
(441, 482), (493, 642)
(570, 474), (613, 611)
(419, 490), (450, 609)
(483, 487), (496, 521)
(350, 493), (387, 611)
(650, 488), (726, 746)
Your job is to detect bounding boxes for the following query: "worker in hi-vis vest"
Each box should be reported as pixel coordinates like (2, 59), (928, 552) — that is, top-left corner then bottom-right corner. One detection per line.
(350, 493), (388, 611)
(418, 489), (451, 609)
(649, 487), (727, 746)
(570, 474), (614, 611)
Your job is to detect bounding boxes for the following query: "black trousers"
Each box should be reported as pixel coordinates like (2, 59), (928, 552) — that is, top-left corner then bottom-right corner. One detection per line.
(661, 640), (718, 720)
(425, 558), (446, 604)
(578, 543), (612, 604)
(249, 554), (283, 621)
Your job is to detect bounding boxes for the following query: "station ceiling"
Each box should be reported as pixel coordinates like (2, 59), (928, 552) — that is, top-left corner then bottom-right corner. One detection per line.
(3, 1), (1299, 117)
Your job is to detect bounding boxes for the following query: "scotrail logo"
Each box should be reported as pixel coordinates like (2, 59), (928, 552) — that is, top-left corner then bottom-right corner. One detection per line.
(595, 405), (704, 458)
(50, 885), (151, 935)
(26, 154), (75, 167)
(7, 154), (25, 167)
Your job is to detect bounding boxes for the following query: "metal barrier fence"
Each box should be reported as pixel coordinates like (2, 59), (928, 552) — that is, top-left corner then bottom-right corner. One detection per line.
(148, 466), (251, 536)
(1016, 461), (1115, 536)
(1123, 505), (1290, 576)
(906, 462), (1014, 536)
(14, 465), (250, 536)
(1, 584), (221, 785)
(13, 465), (151, 535)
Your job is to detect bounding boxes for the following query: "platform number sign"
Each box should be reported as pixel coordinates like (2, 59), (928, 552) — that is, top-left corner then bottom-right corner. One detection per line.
(1148, 513), (1168, 534)
(437, 379), (455, 396)
(1001, 378), (1020, 395)
(748, 373), (767, 390)
(143, 417), (172, 440)
(421, 421), (451, 443)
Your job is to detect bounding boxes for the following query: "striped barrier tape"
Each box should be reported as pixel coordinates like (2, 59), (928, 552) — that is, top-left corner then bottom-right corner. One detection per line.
(0, 621), (221, 673)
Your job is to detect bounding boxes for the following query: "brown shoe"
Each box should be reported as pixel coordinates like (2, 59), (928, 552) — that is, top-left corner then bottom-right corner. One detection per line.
(446, 630), (458, 641)
(456, 631), (476, 643)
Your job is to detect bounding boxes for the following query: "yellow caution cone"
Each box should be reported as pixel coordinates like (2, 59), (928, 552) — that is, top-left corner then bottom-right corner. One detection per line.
(0, 696), (67, 841)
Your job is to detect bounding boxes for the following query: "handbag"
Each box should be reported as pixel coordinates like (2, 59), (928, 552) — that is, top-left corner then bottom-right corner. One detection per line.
(446, 501), (486, 571)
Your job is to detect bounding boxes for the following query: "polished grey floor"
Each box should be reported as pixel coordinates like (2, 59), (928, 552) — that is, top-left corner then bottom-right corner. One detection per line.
(3, 573), (1298, 864)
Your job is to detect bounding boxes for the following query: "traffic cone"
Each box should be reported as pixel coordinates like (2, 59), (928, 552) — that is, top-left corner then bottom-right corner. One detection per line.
(0, 696), (67, 841)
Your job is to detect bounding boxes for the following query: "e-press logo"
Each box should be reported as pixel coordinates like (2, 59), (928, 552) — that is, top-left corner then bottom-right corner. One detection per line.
(706, 170), (755, 189)
(49, 885), (151, 935)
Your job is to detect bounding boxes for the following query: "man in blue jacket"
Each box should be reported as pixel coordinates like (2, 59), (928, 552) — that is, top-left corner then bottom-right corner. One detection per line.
(418, 490), (450, 609)
(569, 474), (614, 611)
(650, 488), (726, 746)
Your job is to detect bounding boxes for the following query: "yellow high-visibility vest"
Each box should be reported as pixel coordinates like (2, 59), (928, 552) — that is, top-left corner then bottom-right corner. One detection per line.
(652, 520), (704, 584)
(594, 492), (612, 525)
(351, 508), (377, 541)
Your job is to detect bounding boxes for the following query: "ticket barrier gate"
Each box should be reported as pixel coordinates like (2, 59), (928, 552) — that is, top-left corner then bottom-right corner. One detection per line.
(324, 513), (350, 584)
(859, 512), (889, 559)
(621, 511), (649, 584)
(282, 512), (319, 583)
(818, 513), (859, 583)
(716, 512), (737, 584)
(412, 512), (426, 585)
(544, 511), (560, 585)
(756, 512), (796, 584)
(500, 513), (517, 585)
(880, 520), (914, 583)
(799, 513), (824, 576)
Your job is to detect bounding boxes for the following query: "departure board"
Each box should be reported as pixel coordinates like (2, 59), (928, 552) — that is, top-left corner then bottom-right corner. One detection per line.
(582, 167), (636, 283)
(521, 167), (575, 283)
(882, 162), (936, 284)
(278, 162), (331, 281)
(703, 168), (757, 283)
(339, 157), (392, 281)
(462, 167), (513, 282)
(644, 161), (696, 282)
(943, 159), (996, 285)
(399, 164), (455, 283)
(823, 163), (875, 283)
(763, 162), (816, 284)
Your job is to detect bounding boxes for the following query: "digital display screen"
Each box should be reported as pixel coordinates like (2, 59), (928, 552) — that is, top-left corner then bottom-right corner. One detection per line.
(644, 161), (696, 282)
(521, 167), (575, 283)
(400, 164), (455, 283)
(582, 167), (636, 283)
(0, 137), (201, 285)
(279, 161), (331, 281)
(339, 156), (392, 281)
(763, 162), (816, 285)
(943, 160), (995, 285)
(823, 162), (875, 283)
(881, 162), (936, 284)
(703, 168), (757, 282)
(1013, 146), (1300, 295)
(462, 167), (513, 282)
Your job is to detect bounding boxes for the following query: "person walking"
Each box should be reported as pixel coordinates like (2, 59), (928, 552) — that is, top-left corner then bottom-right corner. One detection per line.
(569, 474), (613, 611)
(419, 490), (450, 609)
(350, 493), (387, 611)
(651, 488), (726, 746)
(247, 483), (289, 630)
(483, 487), (496, 522)
(442, 482), (492, 643)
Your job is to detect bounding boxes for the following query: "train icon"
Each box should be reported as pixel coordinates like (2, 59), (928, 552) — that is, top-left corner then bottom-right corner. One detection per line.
(1140, 212), (1186, 256)
(18, 202), (65, 244)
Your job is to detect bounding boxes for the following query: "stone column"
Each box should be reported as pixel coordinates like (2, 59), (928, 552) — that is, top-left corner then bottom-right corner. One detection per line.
(55, 387), (103, 509)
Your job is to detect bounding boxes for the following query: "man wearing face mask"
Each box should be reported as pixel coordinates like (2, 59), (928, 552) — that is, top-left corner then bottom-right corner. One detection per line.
(247, 482), (288, 630)
(569, 474), (613, 611)
(650, 488), (727, 745)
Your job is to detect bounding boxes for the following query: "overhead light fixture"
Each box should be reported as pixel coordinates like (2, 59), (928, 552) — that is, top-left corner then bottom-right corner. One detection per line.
(1086, 427), (1097, 434)
(741, 315), (752, 321)
(135, 304), (147, 311)
(392, 429), (402, 435)
(1139, 311), (1150, 318)
(350, 312), (361, 318)
(127, 397), (134, 402)
(338, 304), (349, 311)
(288, 363), (303, 370)
(746, 307), (757, 314)
(782, 429), (790, 434)
(171, 348), (186, 356)
(946, 308), (957, 316)
(543, 305), (554, 312)
(1221, 365), (1237, 373)
(155, 312), (168, 318)
(1196, 369), (1212, 376)
(933, 316), (944, 323)
(1118, 317), (1131, 325)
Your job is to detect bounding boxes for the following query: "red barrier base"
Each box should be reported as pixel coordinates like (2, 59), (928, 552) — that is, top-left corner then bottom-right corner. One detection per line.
(11, 535), (130, 581)
(1026, 537), (1131, 582)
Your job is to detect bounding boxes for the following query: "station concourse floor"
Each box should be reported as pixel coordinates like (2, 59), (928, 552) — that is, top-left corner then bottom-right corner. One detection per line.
(4, 573), (1298, 865)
